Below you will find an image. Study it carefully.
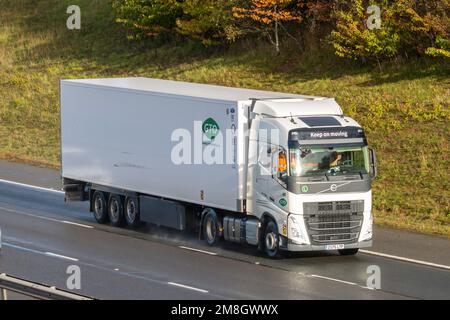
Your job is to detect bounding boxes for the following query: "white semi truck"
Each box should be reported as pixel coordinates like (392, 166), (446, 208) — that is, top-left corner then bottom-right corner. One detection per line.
(60, 77), (376, 257)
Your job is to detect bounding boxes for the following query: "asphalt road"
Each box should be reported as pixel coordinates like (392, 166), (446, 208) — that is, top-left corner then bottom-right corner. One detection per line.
(0, 160), (449, 300)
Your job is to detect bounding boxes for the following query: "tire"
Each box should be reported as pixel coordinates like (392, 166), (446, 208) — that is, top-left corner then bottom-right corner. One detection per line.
(203, 210), (222, 246)
(263, 220), (280, 258)
(92, 191), (108, 224)
(338, 248), (359, 256)
(124, 196), (140, 228)
(108, 194), (125, 227)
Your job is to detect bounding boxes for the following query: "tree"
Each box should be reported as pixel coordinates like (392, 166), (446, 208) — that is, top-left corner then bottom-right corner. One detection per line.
(298, 0), (333, 31)
(330, 0), (450, 63)
(426, 37), (450, 58)
(233, 0), (302, 53)
(330, 0), (400, 65)
(112, 0), (182, 40)
(176, 0), (240, 46)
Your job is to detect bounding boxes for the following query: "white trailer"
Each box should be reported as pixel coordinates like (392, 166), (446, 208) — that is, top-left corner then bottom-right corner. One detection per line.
(61, 77), (376, 257)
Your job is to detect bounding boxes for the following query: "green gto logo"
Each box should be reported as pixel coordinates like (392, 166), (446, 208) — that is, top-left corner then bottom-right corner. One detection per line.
(301, 185), (309, 193)
(279, 198), (287, 207)
(202, 117), (220, 141)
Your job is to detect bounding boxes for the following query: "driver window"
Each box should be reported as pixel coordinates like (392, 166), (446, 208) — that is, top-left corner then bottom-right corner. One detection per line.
(271, 147), (287, 186)
(258, 142), (271, 177)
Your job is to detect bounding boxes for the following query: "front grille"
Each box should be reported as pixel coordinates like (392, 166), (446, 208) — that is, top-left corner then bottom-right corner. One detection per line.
(303, 201), (364, 245)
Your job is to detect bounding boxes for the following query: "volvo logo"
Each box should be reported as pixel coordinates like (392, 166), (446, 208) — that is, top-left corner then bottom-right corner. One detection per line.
(330, 184), (338, 192)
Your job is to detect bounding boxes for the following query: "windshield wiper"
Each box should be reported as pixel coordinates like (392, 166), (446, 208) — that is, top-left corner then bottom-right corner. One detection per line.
(341, 170), (364, 179)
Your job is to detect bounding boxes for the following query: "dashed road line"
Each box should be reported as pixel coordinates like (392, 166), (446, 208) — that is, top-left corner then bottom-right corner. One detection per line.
(0, 206), (94, 230)
(309, 274), (373, 290)
(0, 178), (64, 194)
(360, 250), (450, 271)
(61, 220), (94, 229)
(179, 246), (217, 256)
(45, 252), (79, 262)
(2, 242), (79, 262)
(167, 282), (209, 294)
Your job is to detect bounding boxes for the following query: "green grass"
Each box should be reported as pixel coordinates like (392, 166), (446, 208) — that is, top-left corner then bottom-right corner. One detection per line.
(0, 0), (449, 236)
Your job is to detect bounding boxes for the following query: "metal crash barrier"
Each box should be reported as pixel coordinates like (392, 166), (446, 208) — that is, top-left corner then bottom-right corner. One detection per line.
(0, 273), (93, 300)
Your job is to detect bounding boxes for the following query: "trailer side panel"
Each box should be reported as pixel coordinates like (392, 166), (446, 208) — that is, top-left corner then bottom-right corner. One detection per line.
(61, 82), (243, 211)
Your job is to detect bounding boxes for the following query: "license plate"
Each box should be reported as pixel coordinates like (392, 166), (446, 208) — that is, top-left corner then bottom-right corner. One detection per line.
(325, 244), (345, 250)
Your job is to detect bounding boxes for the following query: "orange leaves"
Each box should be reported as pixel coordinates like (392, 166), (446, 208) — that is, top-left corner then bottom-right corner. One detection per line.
(232, 0), (301, 24)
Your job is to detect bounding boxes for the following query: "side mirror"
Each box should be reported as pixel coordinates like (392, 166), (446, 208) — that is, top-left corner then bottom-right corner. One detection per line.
(369, 147), (377, 179)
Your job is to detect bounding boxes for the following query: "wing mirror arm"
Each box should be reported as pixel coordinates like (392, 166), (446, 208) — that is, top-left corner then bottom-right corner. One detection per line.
(369, 147), (377, 179)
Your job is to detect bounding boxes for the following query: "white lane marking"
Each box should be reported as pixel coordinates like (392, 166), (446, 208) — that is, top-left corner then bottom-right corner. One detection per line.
(167, 282), (209, 293)
(0, 206), (94, 230)
(45, 252), (79, 262)
(62, 221), (94, 229)
(0, 206), (64, 222)
(3, 243), (79, 262)
(179, 246), (217, 256)
(3, 242), (50, 256)
(310, 274), (359, 286)
(309, 274), (371, 290)
(360, 250), (450, 271)
(0, 178), (64, 194)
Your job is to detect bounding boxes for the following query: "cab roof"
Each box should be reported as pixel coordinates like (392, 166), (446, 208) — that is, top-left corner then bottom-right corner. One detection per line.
(253, 98), (343, 117)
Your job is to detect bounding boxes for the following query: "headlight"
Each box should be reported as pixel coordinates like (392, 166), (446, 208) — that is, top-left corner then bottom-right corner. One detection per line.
(360, 213), (373, 241)
(288, 215), (308, 244)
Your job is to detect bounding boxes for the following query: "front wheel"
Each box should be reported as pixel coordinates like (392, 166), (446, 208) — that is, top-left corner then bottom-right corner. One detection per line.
(338, 248), (359, 256)
(263, 221), (280, 258)
(203, 210), (222, 246)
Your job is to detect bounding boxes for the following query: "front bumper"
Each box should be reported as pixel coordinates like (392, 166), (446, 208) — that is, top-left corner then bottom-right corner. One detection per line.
(280, 236), (372, 252)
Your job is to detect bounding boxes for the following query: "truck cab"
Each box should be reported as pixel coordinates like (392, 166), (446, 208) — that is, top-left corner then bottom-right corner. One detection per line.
(245, 98), (376, 257)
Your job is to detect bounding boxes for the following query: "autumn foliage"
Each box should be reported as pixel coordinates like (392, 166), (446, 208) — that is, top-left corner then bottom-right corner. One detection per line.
(112, 0), (450, 61)
(232, 0), (301, 25)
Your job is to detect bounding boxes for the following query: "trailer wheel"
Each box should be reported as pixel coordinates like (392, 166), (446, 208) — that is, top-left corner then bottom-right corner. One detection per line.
(263, 220), (280, 258)
(338, 248), (359, 256)
(124, 196), (140, 228)
(203, 210), (222, 246)
(92, 191), (108, 224)
(108, 194), (125, 227)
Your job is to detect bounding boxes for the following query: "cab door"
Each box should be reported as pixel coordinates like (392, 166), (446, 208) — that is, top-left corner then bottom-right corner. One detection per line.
(267, 146), (289, 212)
(254, 141), (271, 202)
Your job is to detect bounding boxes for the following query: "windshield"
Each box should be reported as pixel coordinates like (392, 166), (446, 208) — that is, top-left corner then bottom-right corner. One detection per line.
(289, 145), (370, 177)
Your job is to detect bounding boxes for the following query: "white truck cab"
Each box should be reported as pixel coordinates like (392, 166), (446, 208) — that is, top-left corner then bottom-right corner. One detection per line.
(244, 98), (376, 257)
